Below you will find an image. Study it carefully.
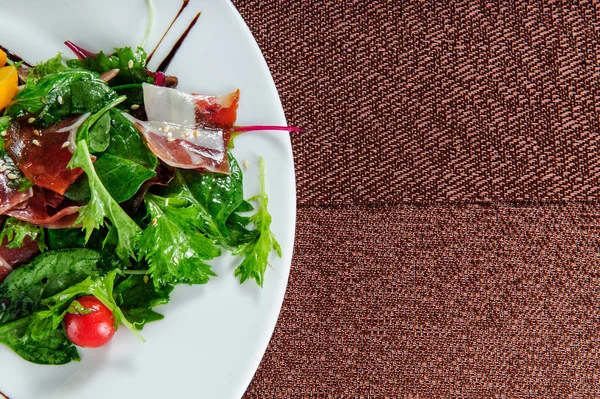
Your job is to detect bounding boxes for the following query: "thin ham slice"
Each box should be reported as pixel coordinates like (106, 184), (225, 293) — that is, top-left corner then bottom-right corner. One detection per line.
(5, 115), (88, 195)
(0, 236), (40, 282)
(133, 83), (240, 174)
(6, 187), (79, 229)
(0, 154), (33, 215)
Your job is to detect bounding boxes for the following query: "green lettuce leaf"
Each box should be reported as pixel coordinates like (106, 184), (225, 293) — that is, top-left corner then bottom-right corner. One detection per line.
(0, 217), (45, 251)
(140, 194), (220, 292)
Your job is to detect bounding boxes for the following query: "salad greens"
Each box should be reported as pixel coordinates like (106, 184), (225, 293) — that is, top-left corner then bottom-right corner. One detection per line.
(0, 45), (282, 365)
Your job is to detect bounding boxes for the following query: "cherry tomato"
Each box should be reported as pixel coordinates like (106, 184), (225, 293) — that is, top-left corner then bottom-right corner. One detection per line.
(64, 296), (116, 348)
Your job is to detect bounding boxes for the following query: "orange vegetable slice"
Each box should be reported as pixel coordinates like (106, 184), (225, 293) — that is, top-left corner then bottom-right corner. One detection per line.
(0, 65), (18, 111)
(0, 49), (6, 67)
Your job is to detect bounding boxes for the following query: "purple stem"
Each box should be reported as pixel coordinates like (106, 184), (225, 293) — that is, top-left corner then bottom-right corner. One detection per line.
(64, 41), (96, 59)
(154, 71), (166, 86)
(233, 125), (304, 134)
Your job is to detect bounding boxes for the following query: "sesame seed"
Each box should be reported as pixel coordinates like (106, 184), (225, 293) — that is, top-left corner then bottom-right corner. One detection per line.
(167, 137), (175, 142)
(173, 257), (179, 265)
(0, 166), (7, 173)
(0, 131), (6, 137)
(33, 129), (40, 136)
(243, 160), (250, 169)
(163, 125), (170, 133)
(143, 275), (149, 284)
(27, 117), (35, 124)
(167, 131), (173, 138)
(7, 173), (18, 180)
(165, 198), (169, 207)
(61, 141), (71, 149)
(128, 60), (134, 69)
(32, 139), (41, 147)
(151, 218), (158, 226)
(57, 95), (63, 105)
(131, 104), (140, 111)
(0, 159), (4, 166)
(193, 130), (200, 138)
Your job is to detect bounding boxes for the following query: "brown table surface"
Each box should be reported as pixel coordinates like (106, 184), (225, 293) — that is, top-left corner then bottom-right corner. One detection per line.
(235, 1), (600, 397)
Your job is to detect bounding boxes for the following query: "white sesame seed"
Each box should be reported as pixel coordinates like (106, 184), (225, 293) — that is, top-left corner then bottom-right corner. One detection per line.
(167, 132), (173, 138)
(57, 95), (63, 105)
(173, 257), (179, 265)
(61, 141), (71, 149)
(33, 129), (40, 136)
(128, 60), (134, 69)
(151, 218), (158, 226)
(32, 139), (41, 147)
(243, 160), (250, 169)
(0, 166), (7, 173)
(27, 117), (35, 124)
(163, 125), (170, 133)
(0, 131), (6, 137)
(193, 130), (200, 138)
(165, 198), (169, 207)
(131, 104), (140, 111)
(6, 173), (17, 180)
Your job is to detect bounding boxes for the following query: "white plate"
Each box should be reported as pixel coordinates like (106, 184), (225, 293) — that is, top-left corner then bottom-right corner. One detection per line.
(0, 1), (295, 398)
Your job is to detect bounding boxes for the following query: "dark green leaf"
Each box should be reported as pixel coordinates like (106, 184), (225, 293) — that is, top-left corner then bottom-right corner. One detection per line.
(107, 109), (157, 169)
(26, 54), (68, 85)
(94, 153), (156, 203)
(115, 275), (171, 329)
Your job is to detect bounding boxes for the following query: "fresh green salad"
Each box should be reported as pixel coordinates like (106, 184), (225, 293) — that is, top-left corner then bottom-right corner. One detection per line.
(0, 43), (287, 365)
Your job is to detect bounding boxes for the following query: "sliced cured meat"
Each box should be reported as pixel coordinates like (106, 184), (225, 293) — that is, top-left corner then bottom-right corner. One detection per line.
(5, 115), (88, 195)
(6, 187), (79, 229)
(135, 84), (239, 174)
(0, 153), (33, 215)
(0, 236), (40, 283)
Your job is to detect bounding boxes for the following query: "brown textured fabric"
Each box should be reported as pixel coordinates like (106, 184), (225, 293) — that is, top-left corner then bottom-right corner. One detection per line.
(232, 0), (600, 398)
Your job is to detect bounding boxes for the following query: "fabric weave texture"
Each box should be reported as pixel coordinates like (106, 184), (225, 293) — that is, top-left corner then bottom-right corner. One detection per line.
(233, 1), (600, 397)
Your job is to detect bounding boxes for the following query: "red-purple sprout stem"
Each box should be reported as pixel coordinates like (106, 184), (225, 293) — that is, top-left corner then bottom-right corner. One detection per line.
(64, 41), (96, 59)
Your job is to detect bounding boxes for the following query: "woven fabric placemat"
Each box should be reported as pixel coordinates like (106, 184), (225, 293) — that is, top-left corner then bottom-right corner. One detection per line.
(232, 1), (600, 397)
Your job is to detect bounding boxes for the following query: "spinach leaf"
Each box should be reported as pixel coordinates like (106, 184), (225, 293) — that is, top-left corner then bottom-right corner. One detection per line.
(0, 317), (79, 365)
(66, 47), (152, 86)
(140, 194), (220, 292)
(107, 109), (157, 169)
(231, 157), (281, 287)
(87, 112), (111, 153)
(165, 155), (247, 246)
(68, 140), (141, 261)
(7, 70), (117, 127)
(0, 217), (45, 251)
(0, 249), (114, 324)
(114, 274), (172, 330)
(94, 153), (156, 203)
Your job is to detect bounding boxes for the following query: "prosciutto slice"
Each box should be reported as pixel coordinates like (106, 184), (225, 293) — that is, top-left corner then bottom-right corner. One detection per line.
(0, 237), (40, 283)
(132, 84), (240, 174)
(6, 187), (79, 229)
(0, 154), (33, 215)
(5, 115), (88, 195)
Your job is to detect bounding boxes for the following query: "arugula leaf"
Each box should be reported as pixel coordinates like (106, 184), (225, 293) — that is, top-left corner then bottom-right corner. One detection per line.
(140, 194), (220, 292)
(0, 217), (45, 251)
(66, 47), (152, 86)
(68, 140), (141, 260)
(232, 157), (282, 287)
(165, 155), (247, 246)
(7, 69), (118, 127)
(26, 53), (68, 85)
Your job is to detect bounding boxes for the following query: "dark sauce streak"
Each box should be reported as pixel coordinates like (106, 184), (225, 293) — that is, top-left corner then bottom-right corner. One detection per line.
(146, 0), (190, 63)
(0, 45), (32, 68)
(156, 12), (201, 73)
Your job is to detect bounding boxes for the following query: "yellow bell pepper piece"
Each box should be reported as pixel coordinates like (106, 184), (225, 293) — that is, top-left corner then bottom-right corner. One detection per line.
(0, 65), (18, 111)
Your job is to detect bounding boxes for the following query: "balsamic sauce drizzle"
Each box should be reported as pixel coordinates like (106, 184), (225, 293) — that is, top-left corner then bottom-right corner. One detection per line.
(0, 45), (32, 68)
(146, 0), (190, 63)
(156, 12), (201, 73)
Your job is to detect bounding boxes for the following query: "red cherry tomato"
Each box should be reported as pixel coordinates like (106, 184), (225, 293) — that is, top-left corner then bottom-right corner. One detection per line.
(64, 296), (116, 348)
